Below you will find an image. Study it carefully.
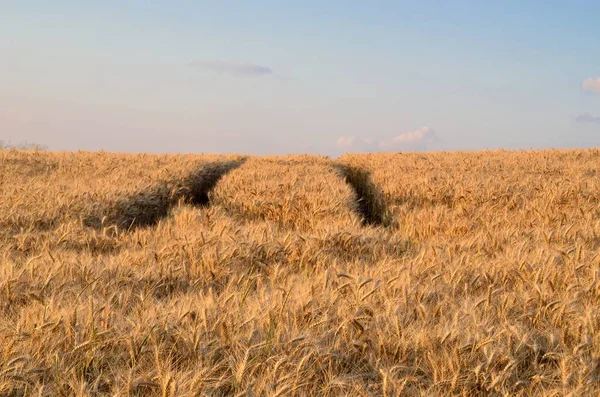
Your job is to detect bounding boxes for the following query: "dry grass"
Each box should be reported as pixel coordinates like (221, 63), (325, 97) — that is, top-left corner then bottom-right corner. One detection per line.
(1, 148), (599, 396)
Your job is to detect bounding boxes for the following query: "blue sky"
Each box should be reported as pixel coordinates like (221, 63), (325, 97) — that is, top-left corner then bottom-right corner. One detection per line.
(1, 1), (599, 154)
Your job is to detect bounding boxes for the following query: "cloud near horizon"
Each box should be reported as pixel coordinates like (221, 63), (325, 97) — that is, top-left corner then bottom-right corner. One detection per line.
(190, 60), (274, 77)
(336, 126), (440, 153)
(576, 113), (600, 124)
(582, 78), (600, 95)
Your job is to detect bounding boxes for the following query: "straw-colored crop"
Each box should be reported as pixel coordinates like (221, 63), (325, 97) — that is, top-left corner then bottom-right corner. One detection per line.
(1, 148), (599, 396)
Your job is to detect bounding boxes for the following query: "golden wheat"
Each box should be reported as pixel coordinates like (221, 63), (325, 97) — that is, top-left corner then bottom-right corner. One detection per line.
(1, 148), (599, 396)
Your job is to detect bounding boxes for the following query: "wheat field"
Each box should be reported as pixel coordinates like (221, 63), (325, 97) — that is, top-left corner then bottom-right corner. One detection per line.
(1, 148), (599, 396)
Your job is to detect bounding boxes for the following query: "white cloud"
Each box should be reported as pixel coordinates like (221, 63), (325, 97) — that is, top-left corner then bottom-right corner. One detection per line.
(190, 60), (274, 77)
(576, 113), (600, 124)
(336, 126), (440, 153)
(336, 136), (379, 152)
(336, 136), (356, 149)
(582, 78), (600, 95)
(389, 126), (435, 146)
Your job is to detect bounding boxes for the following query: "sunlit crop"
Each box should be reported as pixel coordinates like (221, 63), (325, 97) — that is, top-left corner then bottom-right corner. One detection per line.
(1, 148), (599, 396)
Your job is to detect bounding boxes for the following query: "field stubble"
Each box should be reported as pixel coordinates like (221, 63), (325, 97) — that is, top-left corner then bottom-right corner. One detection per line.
(1, 148), (600, 396)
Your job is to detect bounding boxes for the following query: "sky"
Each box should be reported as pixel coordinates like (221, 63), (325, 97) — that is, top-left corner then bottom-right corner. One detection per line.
(1, 1), (599, 155)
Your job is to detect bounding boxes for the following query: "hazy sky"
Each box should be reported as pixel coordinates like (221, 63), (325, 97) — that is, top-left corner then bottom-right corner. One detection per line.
(2, 1), (599, 155)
